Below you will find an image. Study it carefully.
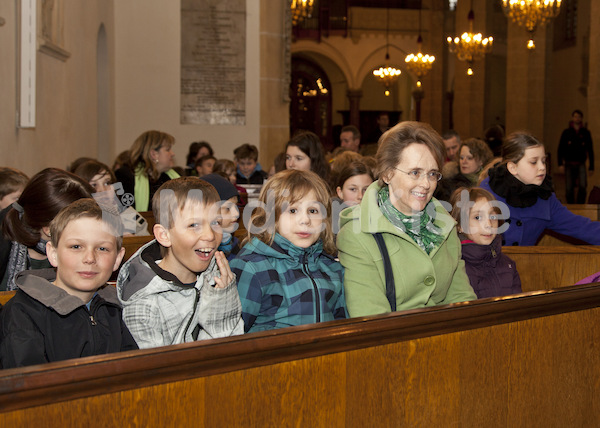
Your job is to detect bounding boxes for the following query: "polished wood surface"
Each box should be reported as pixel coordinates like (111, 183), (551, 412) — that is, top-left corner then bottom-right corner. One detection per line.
(1, 284), (600, 426)
(122, 235), (154, 261)
(503, 245), (600, 291)
(0, 291), (14, 306)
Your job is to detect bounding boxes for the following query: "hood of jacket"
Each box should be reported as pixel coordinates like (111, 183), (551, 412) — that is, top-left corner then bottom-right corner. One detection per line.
(116, 239), (219, 305)
(14, 268), (119, 315)
(339, 181), (456, 244)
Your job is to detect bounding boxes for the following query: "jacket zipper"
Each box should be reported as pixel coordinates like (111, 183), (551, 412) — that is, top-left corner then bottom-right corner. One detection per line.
(182, 288), (200, 340)
(302, 253), (320, 323)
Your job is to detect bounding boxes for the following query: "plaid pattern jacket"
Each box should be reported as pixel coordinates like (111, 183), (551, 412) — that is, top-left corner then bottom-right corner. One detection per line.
(116, 240), (244, 349)
(230, 234), (347, 333)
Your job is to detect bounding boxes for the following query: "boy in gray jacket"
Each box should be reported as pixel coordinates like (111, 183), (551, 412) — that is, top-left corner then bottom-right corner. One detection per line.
(117, 177), (243, 349)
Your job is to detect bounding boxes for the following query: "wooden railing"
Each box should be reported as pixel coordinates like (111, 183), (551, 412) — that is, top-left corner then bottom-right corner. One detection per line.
(1, 283), (600, 426)
(503, 245), (600, 291)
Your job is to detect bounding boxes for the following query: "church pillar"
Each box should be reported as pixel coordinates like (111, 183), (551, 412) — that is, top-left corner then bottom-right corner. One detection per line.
(587, 1), (600, 189)
(450, 0), (489, 139)
(504, 22), (549, 139)
(347, 89), (362, 127)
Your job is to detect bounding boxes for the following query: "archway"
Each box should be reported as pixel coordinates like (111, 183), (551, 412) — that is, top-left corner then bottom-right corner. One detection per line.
(290, 56), (333, 151)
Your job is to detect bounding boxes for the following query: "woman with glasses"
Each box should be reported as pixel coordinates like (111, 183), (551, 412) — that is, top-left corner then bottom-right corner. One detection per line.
(337, 121), (476, 317)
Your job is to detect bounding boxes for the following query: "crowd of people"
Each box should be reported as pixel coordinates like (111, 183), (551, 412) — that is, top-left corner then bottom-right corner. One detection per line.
(0, 116), (599, 369)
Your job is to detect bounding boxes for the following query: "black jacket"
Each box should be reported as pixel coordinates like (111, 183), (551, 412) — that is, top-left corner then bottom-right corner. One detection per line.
(0, 269), (138, 369)
(558, 125), (594, 170)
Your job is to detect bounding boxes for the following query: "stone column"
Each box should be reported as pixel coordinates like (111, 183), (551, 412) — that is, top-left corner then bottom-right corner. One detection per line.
(450, 0), (489, 139)
(587, 1), (600, 189)
(505, 20), (549, 139)
(347, 89), (363, 127)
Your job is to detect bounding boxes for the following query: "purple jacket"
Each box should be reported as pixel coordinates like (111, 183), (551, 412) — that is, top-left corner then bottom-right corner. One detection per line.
(461, 235), (522, 299)
(480, 177), (600, 246)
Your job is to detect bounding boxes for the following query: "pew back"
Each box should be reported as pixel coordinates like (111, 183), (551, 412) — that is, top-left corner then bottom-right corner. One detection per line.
(0, 285), (599, 426)
(503, 245), (600, 291)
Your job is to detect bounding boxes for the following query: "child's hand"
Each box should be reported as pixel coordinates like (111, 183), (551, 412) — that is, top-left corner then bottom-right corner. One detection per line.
(214, 251), (233, 289)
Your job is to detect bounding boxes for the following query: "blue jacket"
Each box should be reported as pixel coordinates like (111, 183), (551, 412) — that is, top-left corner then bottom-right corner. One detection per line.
(481, 177), (600, 246)
(230, 234), (347, 333)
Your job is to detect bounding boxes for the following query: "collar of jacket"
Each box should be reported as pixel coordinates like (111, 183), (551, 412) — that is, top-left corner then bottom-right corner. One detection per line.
(343, 181), (456, 240)
(246, 233), (327, 262)
(14, 268), (118, 315)
(488, 163), (553, 208)
(138, 240), (217, 287)
(459, 234), (502, 266)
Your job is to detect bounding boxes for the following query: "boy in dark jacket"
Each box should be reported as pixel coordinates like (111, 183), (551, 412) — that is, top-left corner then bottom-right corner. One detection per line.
(234, 144), (268, 185)
(0, 199), (138, 368)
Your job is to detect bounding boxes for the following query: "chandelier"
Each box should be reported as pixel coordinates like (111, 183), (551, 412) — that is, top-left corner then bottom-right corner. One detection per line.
(447, 5), (493, 76)
(291, 0), (314, 26)
(502, 0), (562, 49)
(404, 8), (435, 88)
(372, 7), (401, 96)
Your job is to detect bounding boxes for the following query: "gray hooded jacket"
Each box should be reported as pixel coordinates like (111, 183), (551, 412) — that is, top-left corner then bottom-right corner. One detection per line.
(116, 240), (243, 349)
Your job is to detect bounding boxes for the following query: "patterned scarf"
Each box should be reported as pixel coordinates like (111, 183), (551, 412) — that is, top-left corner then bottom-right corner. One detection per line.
(377, 186), (444, 254)
(3, 239), (48, 291)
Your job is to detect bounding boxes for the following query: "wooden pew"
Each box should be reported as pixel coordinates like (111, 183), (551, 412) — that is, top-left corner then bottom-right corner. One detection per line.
(503, 245), (600, 291)
(122, 235), (154, 262)
(1, 284), (600, 426)
(0, 291), (15, 306)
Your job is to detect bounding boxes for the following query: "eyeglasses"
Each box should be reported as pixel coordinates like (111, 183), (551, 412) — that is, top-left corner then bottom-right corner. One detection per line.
(393, 167), (443, 182)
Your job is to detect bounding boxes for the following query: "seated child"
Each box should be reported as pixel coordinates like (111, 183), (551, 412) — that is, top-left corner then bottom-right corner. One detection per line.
(73, 160), (150, 236)
(0, 198), (138, 368)
(334, 161), (374, 207)
(117, 177), (243, 348)
(450, 187), (522, 299)
(234, 144), (268, 185)
(195, 155), (216, 176)
(230, 169), (347, 333)
(200, 173), (241, 259)
(0, 167), (29, 210)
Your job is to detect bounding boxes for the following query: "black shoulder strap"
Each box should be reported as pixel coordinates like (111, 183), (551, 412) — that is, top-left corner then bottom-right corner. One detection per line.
(372, 233), (396, 312)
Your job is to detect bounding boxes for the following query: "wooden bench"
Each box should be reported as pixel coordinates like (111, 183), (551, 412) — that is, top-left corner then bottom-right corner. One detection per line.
(503, 245), (600, 291)
(0, 284), (599, 425)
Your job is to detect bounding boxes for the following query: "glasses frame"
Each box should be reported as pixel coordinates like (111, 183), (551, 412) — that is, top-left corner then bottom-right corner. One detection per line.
(393, 167), (443, 182)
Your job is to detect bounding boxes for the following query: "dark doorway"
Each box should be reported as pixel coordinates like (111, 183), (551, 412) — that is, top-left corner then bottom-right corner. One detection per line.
(290, 57), (333, 151)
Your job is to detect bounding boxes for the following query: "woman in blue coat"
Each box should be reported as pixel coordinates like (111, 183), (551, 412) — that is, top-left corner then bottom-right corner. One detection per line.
(480, 132), (600, 246)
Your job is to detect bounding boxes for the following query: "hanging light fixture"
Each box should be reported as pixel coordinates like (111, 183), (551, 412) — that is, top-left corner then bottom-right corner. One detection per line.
(501, 0), (562, 49)
(291, 0), (314, 27)
(447, 1), (493, 76)
(372, 6), (401, 96)
(405, 7), (435, 88)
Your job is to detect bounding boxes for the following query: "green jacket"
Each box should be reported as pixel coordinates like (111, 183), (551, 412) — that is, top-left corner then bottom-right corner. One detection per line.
(337, 182), (476, 317)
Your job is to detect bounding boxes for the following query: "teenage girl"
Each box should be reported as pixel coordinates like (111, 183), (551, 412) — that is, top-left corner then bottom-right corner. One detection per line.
(450, 187), (522, 298)
(335, 161), (375, 207)
(230, 169), (347, 333)
(480, 131), (600, 246)
(0, 168), (92, 290)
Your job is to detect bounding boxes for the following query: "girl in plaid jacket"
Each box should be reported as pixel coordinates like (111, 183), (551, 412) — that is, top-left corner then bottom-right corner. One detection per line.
(230, 170), (347, 333)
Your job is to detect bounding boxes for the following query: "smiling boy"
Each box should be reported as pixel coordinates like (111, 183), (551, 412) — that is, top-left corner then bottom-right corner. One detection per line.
(0, 199), (138, 368)
(116, 177), (243, 349)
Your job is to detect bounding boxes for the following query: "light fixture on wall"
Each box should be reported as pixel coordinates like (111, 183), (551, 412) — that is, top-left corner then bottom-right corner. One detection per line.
(501, 0), (562, 49)
(372, 7), (401, 96)
(447, 1), (493, 76)
(291, 0), (314, 26)
(405, 8), (435, 88)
